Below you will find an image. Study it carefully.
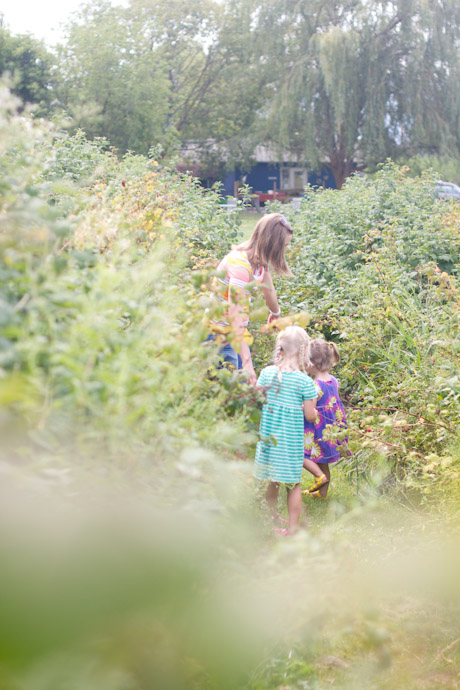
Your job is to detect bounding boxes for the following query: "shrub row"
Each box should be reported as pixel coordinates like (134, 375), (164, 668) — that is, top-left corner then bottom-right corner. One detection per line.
(265, 163), (460, 497)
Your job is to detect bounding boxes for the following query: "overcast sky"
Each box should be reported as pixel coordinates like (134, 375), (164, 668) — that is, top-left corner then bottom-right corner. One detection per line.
(1, 0), (127, 45)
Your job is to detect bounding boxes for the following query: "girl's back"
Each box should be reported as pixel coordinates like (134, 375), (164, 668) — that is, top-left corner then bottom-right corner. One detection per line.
(304, 375), (346, 463)
(315, 375), (340, 406)
(253, 325), (317, 535)
(259, 365), (313, 408)
(255, 365), (316, 483)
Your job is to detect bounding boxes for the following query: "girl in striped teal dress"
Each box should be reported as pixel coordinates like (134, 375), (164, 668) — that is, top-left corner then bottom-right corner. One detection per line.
(254, 326), (318, 535)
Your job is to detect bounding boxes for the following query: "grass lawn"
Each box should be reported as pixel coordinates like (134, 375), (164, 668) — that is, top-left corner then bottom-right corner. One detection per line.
(238, 209), (262, 239)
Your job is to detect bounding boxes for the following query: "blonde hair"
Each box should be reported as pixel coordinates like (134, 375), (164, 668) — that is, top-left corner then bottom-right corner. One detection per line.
(308, 339), (340, 372)
(274, 326), (311, 374)
(238, 212), (293, 275)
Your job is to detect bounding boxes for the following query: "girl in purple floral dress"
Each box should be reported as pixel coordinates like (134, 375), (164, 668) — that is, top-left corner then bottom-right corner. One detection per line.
(302, 339), (347, 499)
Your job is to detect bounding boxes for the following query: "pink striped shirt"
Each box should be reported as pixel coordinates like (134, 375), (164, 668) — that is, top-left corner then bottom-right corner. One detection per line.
(214, 250), (265, 330)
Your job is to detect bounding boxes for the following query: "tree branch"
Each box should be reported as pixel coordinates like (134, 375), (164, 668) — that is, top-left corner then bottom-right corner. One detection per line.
(375, 14), (402, 41)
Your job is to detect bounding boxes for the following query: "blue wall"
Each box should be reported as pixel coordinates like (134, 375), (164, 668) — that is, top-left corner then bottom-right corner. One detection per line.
(245, 163), (281, 193)
(221, 170), (237, 196)
(221, 163), (336, 196)
(307, 167), (336, 189)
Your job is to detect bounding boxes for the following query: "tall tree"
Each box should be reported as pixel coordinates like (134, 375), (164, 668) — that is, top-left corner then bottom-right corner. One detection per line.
(0, 27), (54, 115)
(251, 0), (460, 188)
(57, 1), (171, 155)
(168, 0), (265, 175)
(57, 0), (262, 161)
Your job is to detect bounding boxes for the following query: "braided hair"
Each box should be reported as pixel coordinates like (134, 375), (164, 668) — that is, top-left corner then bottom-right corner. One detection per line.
(274, 326), (311, 380)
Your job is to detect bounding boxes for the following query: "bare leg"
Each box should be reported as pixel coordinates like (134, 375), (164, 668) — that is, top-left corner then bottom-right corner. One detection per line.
(303, 458), (324, 478)
(265, 481), (280, 518)
(317, 463), (331, 497)
(286, 483), (303, 533)
(302, 458), (329, 494)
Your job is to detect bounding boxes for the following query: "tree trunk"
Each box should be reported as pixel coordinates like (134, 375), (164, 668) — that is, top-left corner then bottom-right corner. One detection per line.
(328, 157), (355, 190)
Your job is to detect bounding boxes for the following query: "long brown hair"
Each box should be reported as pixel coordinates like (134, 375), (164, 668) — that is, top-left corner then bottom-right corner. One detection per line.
(238, 212), (293, 275)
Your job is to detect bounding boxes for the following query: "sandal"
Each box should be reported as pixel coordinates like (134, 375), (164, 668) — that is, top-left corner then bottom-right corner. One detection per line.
(303, 473), (329, 494)
(309, 490), (327, 500)
(274, 527), (294, 536)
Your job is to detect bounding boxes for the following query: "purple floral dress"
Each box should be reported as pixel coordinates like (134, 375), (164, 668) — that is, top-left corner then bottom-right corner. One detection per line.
(304, 376), (347, 464)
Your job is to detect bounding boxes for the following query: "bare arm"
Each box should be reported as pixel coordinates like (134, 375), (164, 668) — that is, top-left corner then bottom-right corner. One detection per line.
(261, 269), (280, 321)
(239, 340), (256, 384)
(227, 267), (257, 383)
(303, 398), (318, 422)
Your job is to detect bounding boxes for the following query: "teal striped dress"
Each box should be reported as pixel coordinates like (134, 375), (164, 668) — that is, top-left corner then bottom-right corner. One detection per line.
(254, 366), (317, 483)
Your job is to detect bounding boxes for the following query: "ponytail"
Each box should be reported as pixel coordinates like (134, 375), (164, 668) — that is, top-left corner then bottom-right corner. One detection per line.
(309, 339), (340, 372)
(329, 342), (340, 366)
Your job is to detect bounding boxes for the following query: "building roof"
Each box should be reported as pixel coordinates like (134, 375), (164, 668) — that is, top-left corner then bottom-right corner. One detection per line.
(253, 145), (302, 164)
(179, 141), (304, 165)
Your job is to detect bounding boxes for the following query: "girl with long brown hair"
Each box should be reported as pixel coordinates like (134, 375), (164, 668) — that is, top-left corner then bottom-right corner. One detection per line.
(211, 213), (293, 383)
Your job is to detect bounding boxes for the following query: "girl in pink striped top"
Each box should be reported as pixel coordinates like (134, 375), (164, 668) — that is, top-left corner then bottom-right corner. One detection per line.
(211, 213), (293, 383)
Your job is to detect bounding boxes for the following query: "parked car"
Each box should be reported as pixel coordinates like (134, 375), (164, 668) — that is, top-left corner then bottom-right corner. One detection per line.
(435, 180), (460, 200)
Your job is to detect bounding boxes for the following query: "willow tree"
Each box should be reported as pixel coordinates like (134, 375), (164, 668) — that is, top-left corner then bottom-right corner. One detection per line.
(252, 0), (460, 188)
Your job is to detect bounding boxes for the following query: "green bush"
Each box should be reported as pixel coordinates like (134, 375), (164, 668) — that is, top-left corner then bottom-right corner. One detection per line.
(271, 162), (460, 497)
(0, 89), (256, 470)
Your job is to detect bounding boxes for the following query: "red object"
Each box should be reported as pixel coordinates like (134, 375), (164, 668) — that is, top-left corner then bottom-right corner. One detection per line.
(256, 192), (288, 203)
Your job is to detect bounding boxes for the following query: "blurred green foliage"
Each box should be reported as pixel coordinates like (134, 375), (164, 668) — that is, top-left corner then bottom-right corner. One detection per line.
(2, 90), (460, 690)
(0, 28), (54, 115)
(399, 154), (460, 187)
(0, 85), (256, 466)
